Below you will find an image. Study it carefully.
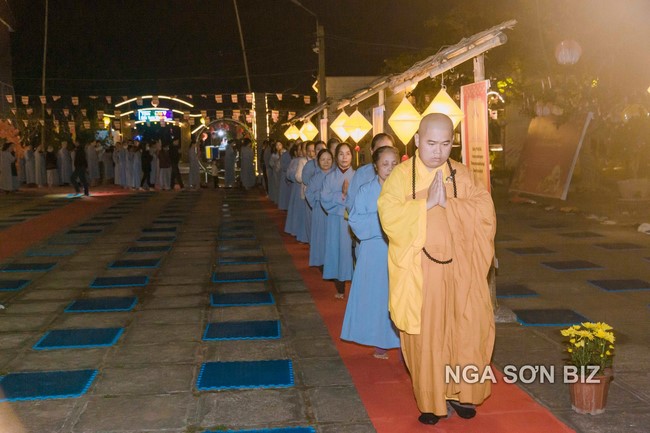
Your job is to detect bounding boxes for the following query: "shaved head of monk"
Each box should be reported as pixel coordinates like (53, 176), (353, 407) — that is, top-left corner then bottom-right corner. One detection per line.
(414, 113), (454, 170)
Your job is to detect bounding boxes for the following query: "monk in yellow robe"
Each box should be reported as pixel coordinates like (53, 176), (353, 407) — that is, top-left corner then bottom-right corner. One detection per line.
(378, 113), (496, 425)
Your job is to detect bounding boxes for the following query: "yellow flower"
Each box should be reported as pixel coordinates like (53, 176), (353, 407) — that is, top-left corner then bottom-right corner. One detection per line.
(574, 340), (585, 348)
(600, 354), (604, 358)
(606, 351), (611, 355)
(609, 345), (614, 349)
(567, 348), (573, 353)
(569, 338), (576, 344)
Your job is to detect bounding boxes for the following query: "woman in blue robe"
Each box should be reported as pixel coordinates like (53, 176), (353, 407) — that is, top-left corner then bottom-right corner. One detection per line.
(284, 145), (302, 235)
(294, 141), (315, 243)
(320, 142), (356, 298)
(224, 140), (236, 187)
(269, 142), (283, 204)
(240, 138), (256, 190)
(306, 149), (333, 267)
(341, 146), (401, 357)
(277, 143), (293, 210)
(24, 145), (35, 185)
(130, 144), (142, 189)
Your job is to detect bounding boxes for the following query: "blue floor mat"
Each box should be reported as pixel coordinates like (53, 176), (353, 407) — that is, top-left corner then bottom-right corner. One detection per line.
(108, 258), (161, 269)
(507, 247), (555, 255)
(218, 234), (257, 241)
(0, 279), (30, 291)
(90, 275), (149, 288)
(496, 283), (538, 298)
(594, 242), (644, 250)
(196, 360), (294, 391)
(0, 369), (98, 402)
(0, 262), (56, 272)
(558, 231), (604, 238)
(513, 308), (589, 326)
(218, 256), (267, 265)
(212, 270), (268, 283)
(137, 236), (176, 242)
(205, 428), (315, 433)
(34, 328), (124, 350)
(25, 248), (75, 257)
(67, 228), (103, 234)
(542, 260), (603, 271)
(126, 245), (171, 254)
(142, 227), (177, 233)
(210, 291), (274, 307)
(588, 279), (650, 292)
(203, 320), (281, 341)
(65, 297), (138, 313)
(217, 244), (262, 253)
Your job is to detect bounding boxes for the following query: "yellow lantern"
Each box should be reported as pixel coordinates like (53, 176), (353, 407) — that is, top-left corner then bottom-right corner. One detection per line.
(330, 111), (350, 141)
(421, 87), (464, 129)
(388, 98), (421, 144)
(343, 109), (372, 143)
(284, 125), (300, 140)
(299, 120), (319, 141)
(103, 117), (111, 128)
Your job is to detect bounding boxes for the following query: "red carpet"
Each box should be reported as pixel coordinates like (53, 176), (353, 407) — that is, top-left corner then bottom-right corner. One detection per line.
(264, 198), (575, 433)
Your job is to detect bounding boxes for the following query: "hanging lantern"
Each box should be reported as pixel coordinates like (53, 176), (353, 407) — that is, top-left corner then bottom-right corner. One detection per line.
(555, 40), (582, 65)
(421, 88), (464, 129)
(299, 120), (319, 141)
(388, 98), (421, 144)
(343, 110), (372, 143)
(330, 111), (350, 141)
(284, 125), (300, 140)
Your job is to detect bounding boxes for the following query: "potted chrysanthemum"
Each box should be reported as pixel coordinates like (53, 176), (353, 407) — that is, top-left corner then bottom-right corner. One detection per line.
(560, 322), (615, 415)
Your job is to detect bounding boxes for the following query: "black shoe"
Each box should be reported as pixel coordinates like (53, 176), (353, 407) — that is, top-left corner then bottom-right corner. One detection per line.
(418, 413), (440, 425)
(448, 400), (476, 419)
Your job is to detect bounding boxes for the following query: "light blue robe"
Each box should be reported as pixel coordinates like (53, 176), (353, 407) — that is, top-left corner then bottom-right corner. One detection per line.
(269, 153), (280, 204)
(278, 152), (292, 210)
(131, 150), (142, 188)
(285, 157), (309, 243)
(35, 149), (46, 186)
(240, 145), (256, 189)
(301, 158), (317, 187)
(297, 158), (313, 243)
(102, 149), (114, 180)
(284, 157), (300, 235)
(150, 150), (159, 186)
(341, 177), (400, 349)
(58, 148), (72, 184)
(346, 163), (376, 212)
(188, 146), (201, 188)
(86, 145), (100, 182)
(305, 167), (331, 266)
(320, 166), (355, 281)
(24, 148), (35, 184)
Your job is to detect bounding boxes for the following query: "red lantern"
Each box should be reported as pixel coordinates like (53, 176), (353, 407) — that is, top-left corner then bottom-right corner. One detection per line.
(354, 145), (360, 152)
(401, 154), (409, 162)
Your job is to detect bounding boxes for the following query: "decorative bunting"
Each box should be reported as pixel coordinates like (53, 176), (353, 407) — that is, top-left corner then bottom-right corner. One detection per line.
(71, 96), (79, 105)
(113, 120), (120, 129)
(136, 97), (143, 105)
(271, 110), (279, 122)
(52, 95), (60, 101)
(80, 108), (87, 117)
(122, 96), (128, 101)
(23, 119), (28, 126)
(39, 119), (45, 126)
(26, 107), (33, 115)
(246, 113), (252, 123)
(46, 108), (52, 115)
(97, 110), (104, 119)
(215, 95), (222, 103)
(63, 108), (69, 117)
(5, 95), (12, 104)
(246, 94), (252, 103)
(189, 118), (195, 125)
(10, 107), (16, 115)
(39, 95), (46, 104)
(201, 94), (207, 98)
(200, 110), (207, 117)
(233, 109), (240, 120)
(114, 110), (121, 117)
(276, 93), (283, 101)
(83, 120), (90, 129)
(89, 95), (97, 99)
(288, 111), (296, 120)
(216, 110), (224, 119)
(21, 96), (29, 105)
(152, 96), (159, 107)
(304, 95), (310, 104)
(183, 110), (190, 119)
(106, 96), (112, 104)
(231, 94), (238, 103)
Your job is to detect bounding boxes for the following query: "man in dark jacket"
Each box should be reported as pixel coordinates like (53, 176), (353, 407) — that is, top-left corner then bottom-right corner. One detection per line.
(169, 138), (184, 189)
(70, 141), (89, 196)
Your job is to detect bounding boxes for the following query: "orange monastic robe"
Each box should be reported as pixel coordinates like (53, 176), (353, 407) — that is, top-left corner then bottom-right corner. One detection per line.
(377, 153), (496, 416)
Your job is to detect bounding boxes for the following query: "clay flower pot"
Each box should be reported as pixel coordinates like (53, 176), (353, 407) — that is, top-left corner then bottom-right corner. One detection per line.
(568, 369), (613, 415)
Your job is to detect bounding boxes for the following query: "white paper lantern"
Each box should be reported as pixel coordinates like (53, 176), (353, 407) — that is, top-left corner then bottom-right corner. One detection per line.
(555, 40), (582, 65)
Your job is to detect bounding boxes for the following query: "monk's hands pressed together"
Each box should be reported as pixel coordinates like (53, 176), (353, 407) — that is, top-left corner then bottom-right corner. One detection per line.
(342, 178), (350, 200)
(426, 170), (447, 209)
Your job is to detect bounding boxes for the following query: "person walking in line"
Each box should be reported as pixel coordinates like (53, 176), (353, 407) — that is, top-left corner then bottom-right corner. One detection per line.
(240, 138), (256, 190)
(188, 141), (201, 190)
(320, 142), (356, 299)
(45, 146), (58, 187)
(70, 141), (89, 196)
(158, 144), (172, 191)
(169, 139), (184, 190)
(0, 142), (16, 193)
(341, 146), (401, 359)
(305, 148), (333, 268)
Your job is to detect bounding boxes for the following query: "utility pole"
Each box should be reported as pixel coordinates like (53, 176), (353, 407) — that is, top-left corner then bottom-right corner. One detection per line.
(316, 23), (326, 105)
(233, 0), (252, 93)
(41, 0), (48, 147)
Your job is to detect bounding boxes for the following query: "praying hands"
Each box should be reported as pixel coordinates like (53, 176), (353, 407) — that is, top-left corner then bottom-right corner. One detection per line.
(426, 170), (447, 209)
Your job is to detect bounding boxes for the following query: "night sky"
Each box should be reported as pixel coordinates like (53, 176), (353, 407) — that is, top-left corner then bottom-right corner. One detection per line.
(9, 0), (438, 95)
(8, 1), (650, 96)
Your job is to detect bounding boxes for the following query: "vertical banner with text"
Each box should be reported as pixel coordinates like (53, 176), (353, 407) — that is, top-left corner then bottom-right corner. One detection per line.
(461, 80), (491, 192)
